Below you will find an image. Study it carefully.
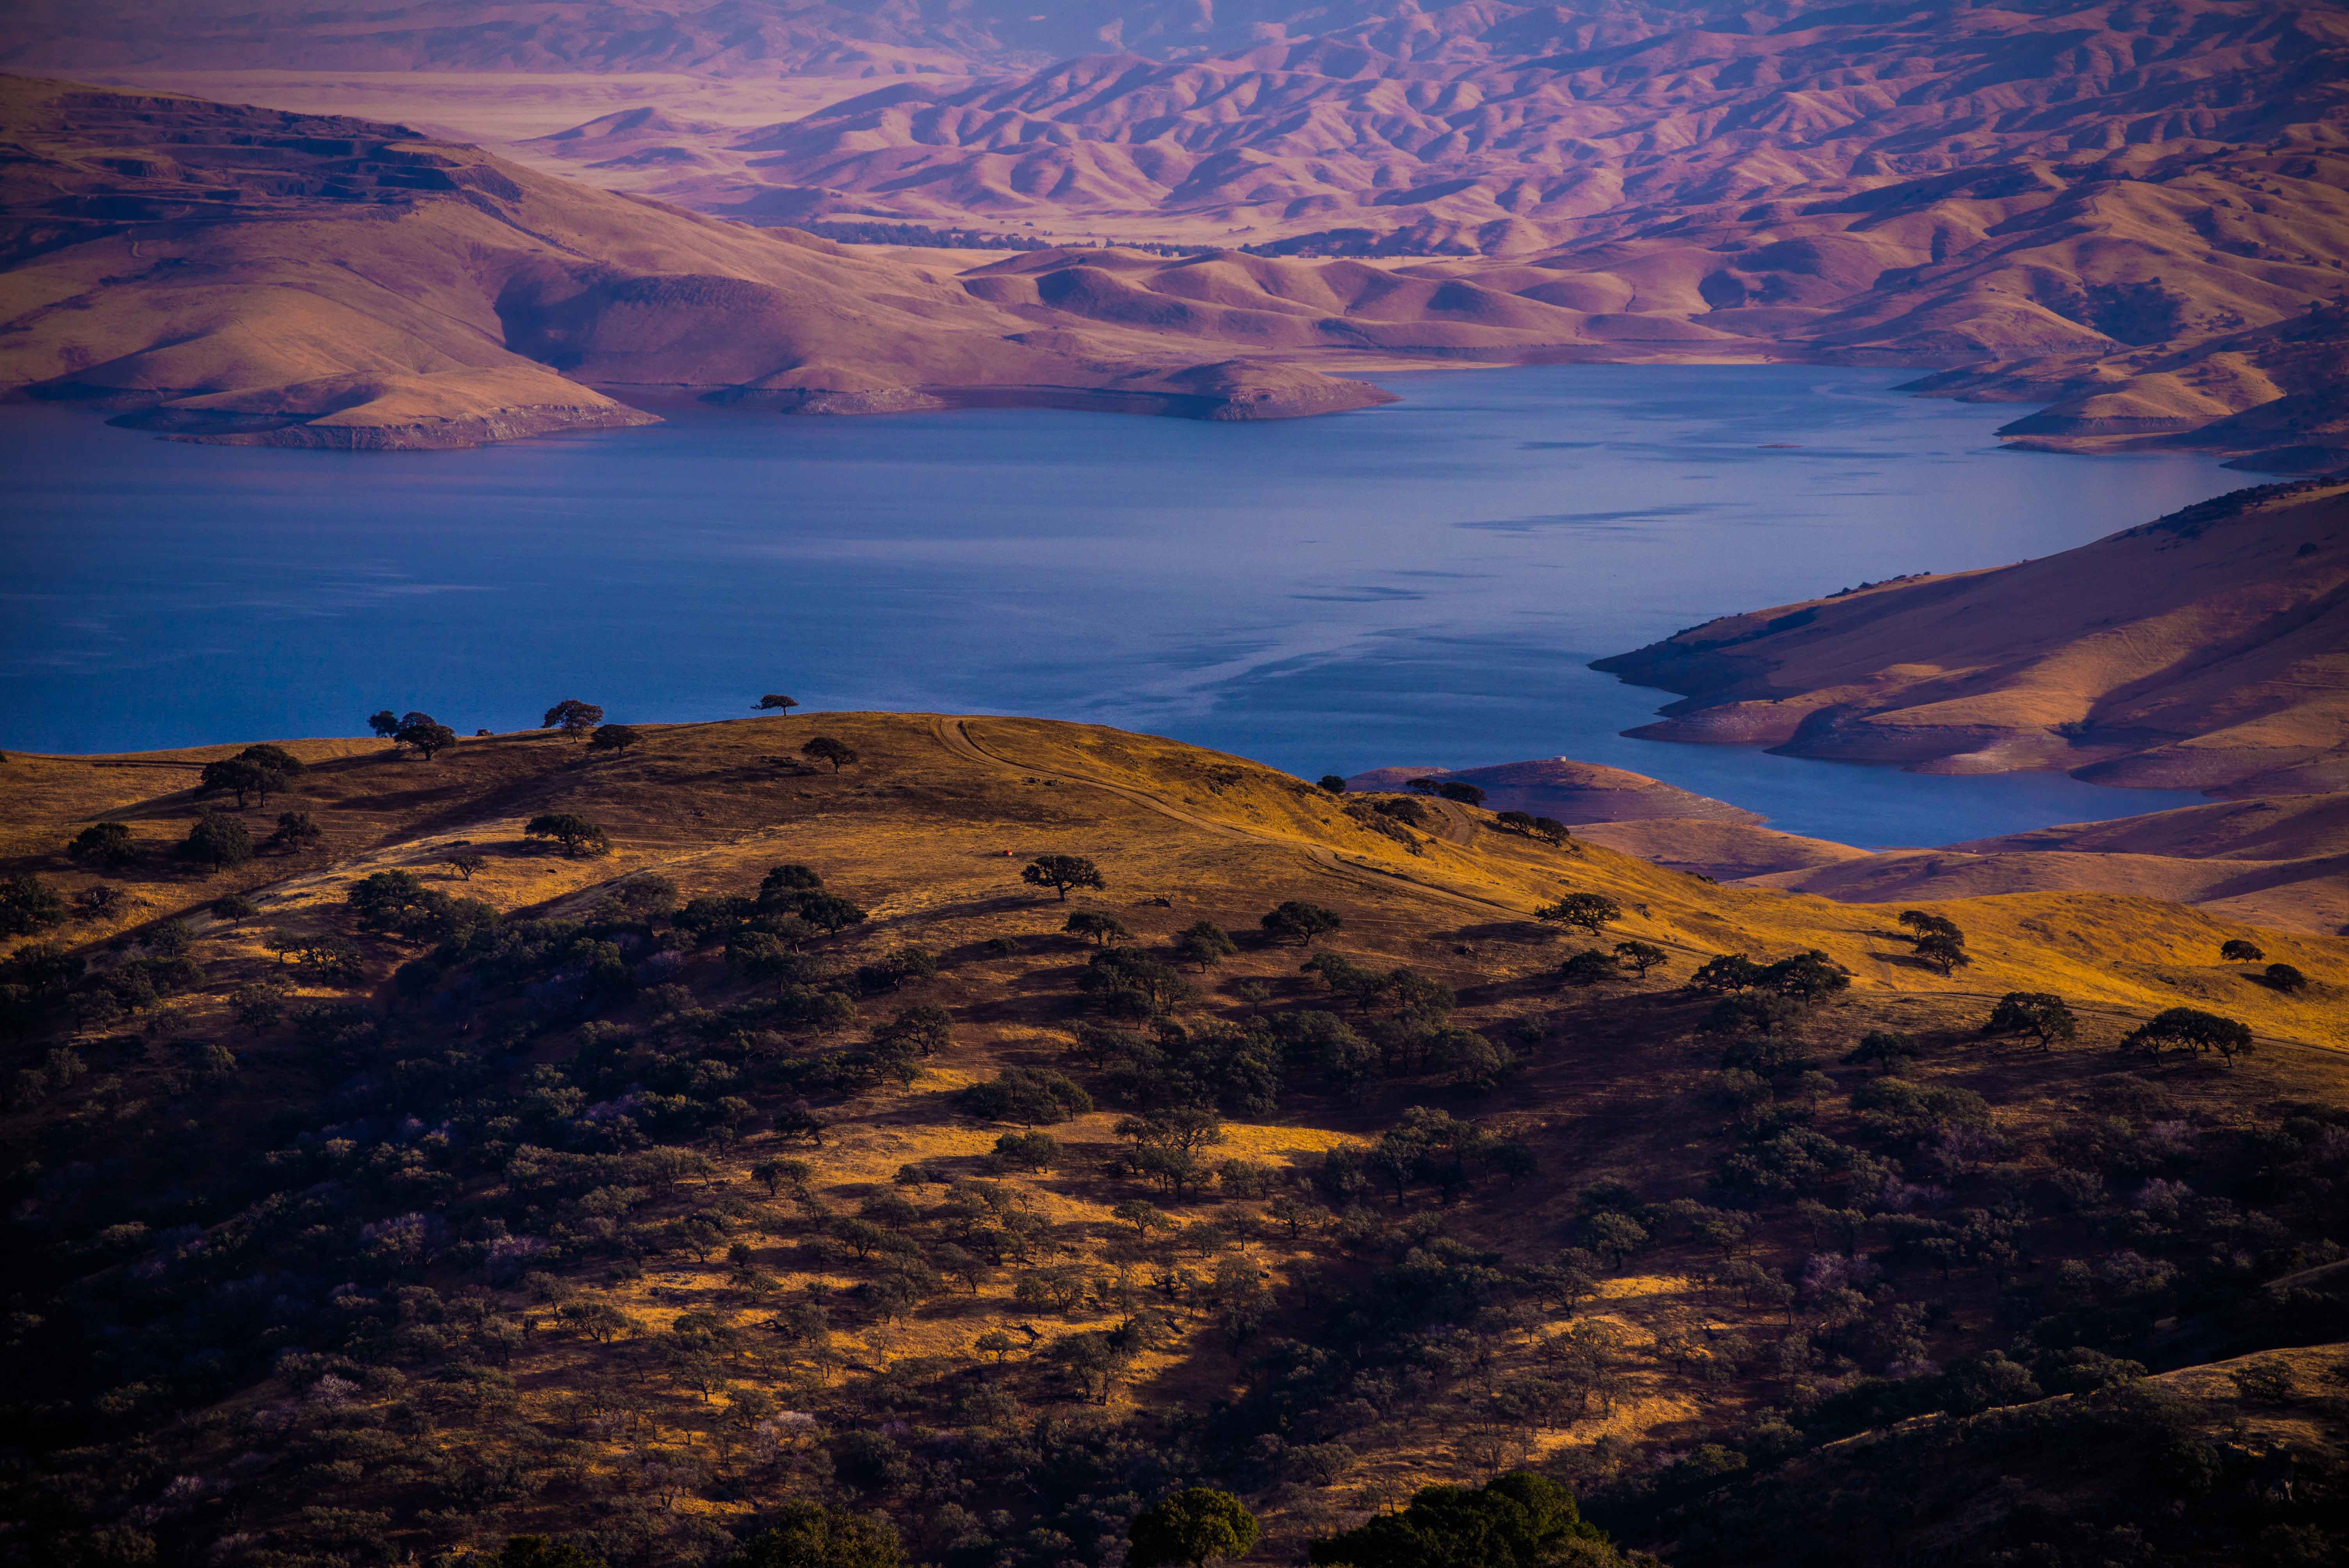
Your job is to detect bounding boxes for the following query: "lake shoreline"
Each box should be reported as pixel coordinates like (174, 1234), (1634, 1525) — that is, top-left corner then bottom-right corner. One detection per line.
(0, 363), (2242, 846)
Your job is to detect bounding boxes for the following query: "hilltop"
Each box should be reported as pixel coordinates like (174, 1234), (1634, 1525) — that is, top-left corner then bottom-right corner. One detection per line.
(1592, 476), (2349, 799)
(2, 709), (2345, 1565)
(1336, 759), (2349, 932)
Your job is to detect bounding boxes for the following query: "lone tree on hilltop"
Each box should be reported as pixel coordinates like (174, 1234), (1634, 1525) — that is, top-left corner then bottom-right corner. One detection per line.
(586, 723), (641, 759)
(1439, 780), (1487, 807)
(2220, 939), (2265, 963)
(541, 698), (604, 740)
(1023, 853), (1105, 901)
(802, 736), (857, 772)
(524, 813), (609, 857)
(1406, 777), (1445, 796)
(1130, 1488), (1261, 1568)
(394, 714), (457, 761)
(1613, 939), (1667, 978)
(1317, 774), (1347, 794)
(1261, 899), (1342, 946)
(1537, 892), (1621, 936)
(368, 709), (401, 740)
(68, 821), (135, 869)
(1984, 992), (2078, 1051)
(756, 694), (801, 716)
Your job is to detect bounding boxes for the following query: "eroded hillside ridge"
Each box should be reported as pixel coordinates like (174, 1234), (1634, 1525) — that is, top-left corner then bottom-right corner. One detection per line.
(0, 77), (1390, 448)
(481, 0), (2349, 464)
(693, 1), (2349, 248)
(0, 712), (2344, 1567)
(10, 2), (2349, 460)
(1592, 476), (2349, 797)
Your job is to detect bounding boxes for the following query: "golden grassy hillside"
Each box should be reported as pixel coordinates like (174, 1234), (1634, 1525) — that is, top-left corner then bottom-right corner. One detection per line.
(4, 711), (2345, 1566)
(1593, 477), (2349, 798)
(12, 713), (2339, 1045)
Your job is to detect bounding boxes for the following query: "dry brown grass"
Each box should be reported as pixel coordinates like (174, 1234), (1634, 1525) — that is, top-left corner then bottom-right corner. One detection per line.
(6, 709), (2347, 1549)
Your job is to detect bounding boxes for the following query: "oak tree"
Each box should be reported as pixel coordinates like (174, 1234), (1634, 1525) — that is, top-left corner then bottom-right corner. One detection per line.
(1613, 940), (1667, 978)
(1983, 992), (2077, 1050)
(802, 736), (857, 772)
(1130, 1488), (1261, 1568)
(1260, 900), (1342, 946)
(542, 698), (604, 740)
(1536, 892), (1621, 936)
(524, 814), (609, 857)
(67, 822), (135, 869)
(1023, 853), (1105, 901)
(395, 715), (457, 760)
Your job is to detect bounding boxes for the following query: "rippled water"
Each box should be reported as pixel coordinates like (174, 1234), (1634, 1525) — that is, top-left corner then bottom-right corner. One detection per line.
(0, 364), (2242, 845)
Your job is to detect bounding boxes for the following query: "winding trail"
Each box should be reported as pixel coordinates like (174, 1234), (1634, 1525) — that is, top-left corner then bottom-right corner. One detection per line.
(1422, 796), (1482, 846)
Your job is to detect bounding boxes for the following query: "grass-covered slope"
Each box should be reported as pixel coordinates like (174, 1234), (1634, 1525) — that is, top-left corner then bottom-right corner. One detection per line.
(1592, 476), (2349, 797)
(3, 712), (2345, 1567)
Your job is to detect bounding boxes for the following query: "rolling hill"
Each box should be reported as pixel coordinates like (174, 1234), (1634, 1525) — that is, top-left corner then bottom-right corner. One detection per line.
(14, 3), (2349, 460)
(0, 0), (1473, 78)
(487, 0), (2349, 461)
(1735, 791), (2349, 935)
(1591, 475), (2349, 798)
(0, 77), (1388, 447)
(2, 709), (2344, 1566)
(1333, 761), (2349, 932)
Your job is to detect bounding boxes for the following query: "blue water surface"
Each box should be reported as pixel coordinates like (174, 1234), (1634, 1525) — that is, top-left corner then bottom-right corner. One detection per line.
(0, 363), (2240, 846)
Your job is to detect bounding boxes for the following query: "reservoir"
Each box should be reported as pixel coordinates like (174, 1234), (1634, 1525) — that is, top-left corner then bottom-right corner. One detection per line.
(0, 364), (2238, 846)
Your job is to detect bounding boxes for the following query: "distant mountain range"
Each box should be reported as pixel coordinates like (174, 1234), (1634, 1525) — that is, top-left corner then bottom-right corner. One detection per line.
(5, 1), (2348, 461)
(0, 0), (1555, 77)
